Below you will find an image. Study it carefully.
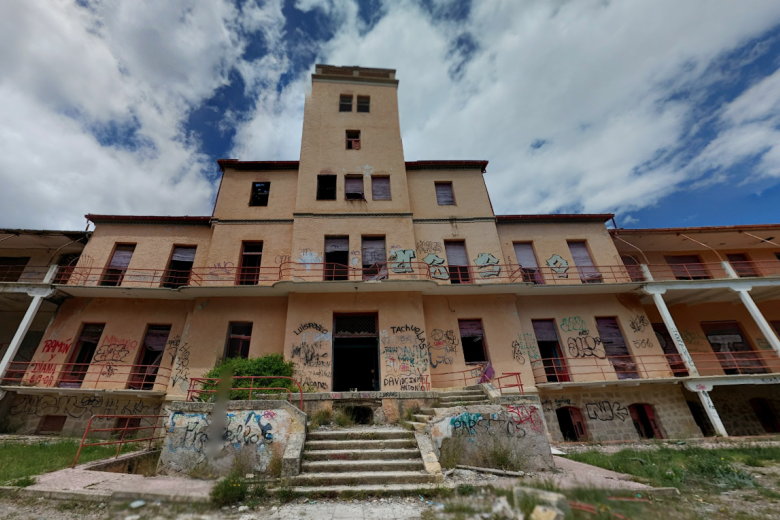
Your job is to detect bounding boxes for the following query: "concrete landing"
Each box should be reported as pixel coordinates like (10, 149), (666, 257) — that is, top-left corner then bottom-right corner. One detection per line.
(542, 456), (652, 490)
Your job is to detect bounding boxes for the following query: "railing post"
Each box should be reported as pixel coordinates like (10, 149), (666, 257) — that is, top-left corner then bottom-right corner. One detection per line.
(73, 415), (96, 468)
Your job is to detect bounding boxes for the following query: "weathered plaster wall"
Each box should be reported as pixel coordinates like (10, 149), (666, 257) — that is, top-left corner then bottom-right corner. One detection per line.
(708, 384), (780, 437)
(406, 170), (494, 220)
(213, 169), (298, 221)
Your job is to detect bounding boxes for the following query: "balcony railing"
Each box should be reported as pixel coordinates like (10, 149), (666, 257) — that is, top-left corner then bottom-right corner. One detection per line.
(280, 261), (431, 282)
(0, 265), (53, 284)
(1, 361), (171, 392)
(430, 364), (488, 388)
(647, 261), (780, 282)
(690, 351), (780, 376)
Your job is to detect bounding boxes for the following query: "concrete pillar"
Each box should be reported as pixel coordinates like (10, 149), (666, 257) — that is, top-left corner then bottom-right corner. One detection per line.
(734, 288), (780, 354)
(697, 390), (729, 437)
(721, 261), (738, 279)
(640, 264), (654, 282)
(648, 290), (699, 376)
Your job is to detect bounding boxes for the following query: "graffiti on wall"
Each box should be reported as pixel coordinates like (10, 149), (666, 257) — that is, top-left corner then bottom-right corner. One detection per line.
(428, 329), (459, 369)
(511, 333), (540, 365)
(474, 253), (500, 278)
(628, 315), (649, 333)
(416, 241), (443, 254)
(449, 405), (543, 438)
(541, 398), (575, 412)
(585, 401), (629, 422)
(209, 261), (234, 276)
(381, 325), (429, 390)
(168, 337), (191, 391)
(293, 322), (329, 336)
(9, 394), (157, 419)
(297, 250), (323, 270)
(546, 254), (569, 277)
(680, 330), (707, 346)
(566, 336), (605, 359)
(42, 338), (72, 356)
(291, 323), (331, 391)
(632, 338), (654, 349)
(422, 253), (449, 280)
(560, 316), (587, 333)
(389, 249), (416, 273)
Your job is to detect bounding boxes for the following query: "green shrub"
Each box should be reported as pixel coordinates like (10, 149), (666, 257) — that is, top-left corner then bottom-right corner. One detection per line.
(309, 409), (333, 429)
(267, 447), (283, 478)
(11, 476), (35, 487)
(251, 482), (268, 501)
(333, 408), (355, 427)
(210, 472), (248, 506)
(278, 482), (299, 503)
(202, 354), (296, 401)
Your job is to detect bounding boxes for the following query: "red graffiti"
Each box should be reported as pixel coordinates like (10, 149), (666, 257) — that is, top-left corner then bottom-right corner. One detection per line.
(30, 362), (56, 374)
(261, 410), (277, 419)
(42, 338), (72, 354)
(507, 405), (543, 433)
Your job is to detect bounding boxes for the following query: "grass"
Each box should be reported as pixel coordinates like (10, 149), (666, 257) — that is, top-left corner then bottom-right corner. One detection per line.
(266, 447), (283, 478)
(566, 446), (780, 491)
(309, 409), (332, 430)
(209, 471), (248, 506)
(0, 440), (135, 483)
(278, 481), (300, 503)
(333, 408), (356, 427)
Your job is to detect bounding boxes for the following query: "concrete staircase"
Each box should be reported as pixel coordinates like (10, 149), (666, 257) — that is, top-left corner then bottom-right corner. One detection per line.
(289, 428), (439, 493)
(407, 386), (491, 431)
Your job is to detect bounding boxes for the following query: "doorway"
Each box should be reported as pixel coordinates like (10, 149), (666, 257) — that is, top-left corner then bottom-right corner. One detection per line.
(750, 398), (780, 434)
(332, 314), (379, 392)
(324, 237), (349, 281)
(629, 403), (664, 439)
(60, 324), (104, 388)
(556, 406), (587, 442)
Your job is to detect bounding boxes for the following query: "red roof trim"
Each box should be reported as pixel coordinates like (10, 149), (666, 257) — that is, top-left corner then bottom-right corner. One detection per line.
(217, 159), (300, 172)
(86, 214), (211, 225)
(497, 214), (614, 223)
(405, 160), (488, 173)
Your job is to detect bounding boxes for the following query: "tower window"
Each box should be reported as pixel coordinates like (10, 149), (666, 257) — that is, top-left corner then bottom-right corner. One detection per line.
(346, 130), (361, 150)
(339, 95), (353, 112)
(317, 175), (337, 200)
(250, 182), (270, 206)
(357, 96), (370, 113)
(345, 176), (365, 200)
(435, 182), (454, 205)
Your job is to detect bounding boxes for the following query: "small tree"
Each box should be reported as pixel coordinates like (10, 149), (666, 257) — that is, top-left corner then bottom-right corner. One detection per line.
(201, 354), (296, 401)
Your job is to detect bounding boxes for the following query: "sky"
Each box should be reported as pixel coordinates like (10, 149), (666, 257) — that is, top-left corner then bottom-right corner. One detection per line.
(2, 0), (780, 231)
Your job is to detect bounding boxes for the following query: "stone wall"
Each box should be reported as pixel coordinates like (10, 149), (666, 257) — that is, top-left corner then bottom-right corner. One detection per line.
(299, 390), (437, 424)
(708, 384), (780, 437)
(2, 391), (162, 437)
(539, 384), (702, 442)
(426, 396), (555, 472)
(158, 400), (306, 478)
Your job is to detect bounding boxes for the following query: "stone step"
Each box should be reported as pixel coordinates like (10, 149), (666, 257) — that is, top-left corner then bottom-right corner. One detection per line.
(303, 448), (421, 461)
(278, 482), (457, 496)
(305, 439), (418, 451)
(438, 396), (490, 403)
(418, 408), (436, 416)
(301, 459), (425, 473)
(436, 390), (486, 397)
(412, 414), (431, 423)
(406, 422), (427, 432)
(290, 471), (437, 487)
(307, 429), (414, 441)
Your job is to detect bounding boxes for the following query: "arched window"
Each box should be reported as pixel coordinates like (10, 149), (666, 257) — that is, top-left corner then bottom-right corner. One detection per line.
(556, 406), (587, 442)
(620, 255), (644, 282)
(628, 403), (664, 439)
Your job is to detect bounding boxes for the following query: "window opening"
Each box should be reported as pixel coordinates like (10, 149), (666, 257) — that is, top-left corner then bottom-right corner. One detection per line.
(324, 237), (349, 281)
(163, 246), (196, 288)
(664, 254), (709, 280)
(700, 321), (765, 374)
(345, 176), (365, 200)
(128, 325), (170, 390)
(620, 255), (644, 282)
(567, 241), (601, 283)
(53, 253), (80, 284)
(250, 182), (270, 207)
(333, 313), (379, 392)
(556, 407), (587, 441)
(317, 175), (337, 200)
(0, 257), (30, 283)
(226, 323), (253, 359)
(362, 237), (387, 280)
(726, 253), (758, 278)
(514, 243), (543, 284)
(750, 398), (780, 433)
(445, 241), (470, 284)
(238, 242), (263, 285)
(651, 323), (688, 377)
(339, 95), (353, 112)
(595, 317), (638, 379)
(59, 324), (104, 388)
(435, 182), (454, 205)
(346, 130), (361, 150)
(357, 96), (370, 113)
(459, 319), (487, 364)
(685, 398), (715, 437)
(371, 176), (391, 200)
(531, 319), (570, 382)
(39, 415), (67, 434)
(629, 403), (664, 439)
(102, 244), (135, 286)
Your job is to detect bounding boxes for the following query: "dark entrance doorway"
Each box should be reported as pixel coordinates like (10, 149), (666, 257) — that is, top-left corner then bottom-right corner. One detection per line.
(750, 398), (780, 433)
(332, 314), (379, 392)
(629, 403), (664, 439)
(556, 406), (587, 442)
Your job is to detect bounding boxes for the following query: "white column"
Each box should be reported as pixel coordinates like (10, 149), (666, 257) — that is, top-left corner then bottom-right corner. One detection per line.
(640, 264), (654, 282)
(648, 290), (699, 376)
(0, 295), (44, 380)
(697, 390), (729, 437)
(734, 288), (780, 354)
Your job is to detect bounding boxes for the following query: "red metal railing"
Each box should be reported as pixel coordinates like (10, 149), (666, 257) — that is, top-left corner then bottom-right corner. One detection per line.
(280, 261), (430, 282)
(493, 372), (524, 395)
(690, 351), (780, 376)
(647, 261), (780, 282)
(0, 265), (53, 283)
(72, 414), (167, 467)
(429, 364), (488, 388)
(2, 361), (171, 391)
(186, 376), (303, 409)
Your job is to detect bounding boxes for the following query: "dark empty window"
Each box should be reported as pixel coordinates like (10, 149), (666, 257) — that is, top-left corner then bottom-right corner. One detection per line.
(664, 255), (709, 280)
(459, 319), (487, 363)
(346, 130), (361, 150)
(238, 242), (263, 285)
(324, 236), (349, 281)
(0, 257), (30, 283)
(362, 237), (387, 280)
(163, 246), (196, 288)
(595, 317), (638, 379)
(60, 323), (104, 388)
(532, 319), (569, 382)
(435, 182), (454, 205)
(39, 415), (67, 434)
(445, 241), (470, 284)
(372, 176), (391, 200)
(357, 96), (370, 113)
(102, 244), (135, 286)
(250, 182), (270, 206)
(317, 175), (337, 200)
(339, 95), (353, 112)
(129, 325), (170, 390)
(345, 176), (365, 200)
(53, 253), (80, 284)
(226, 323), (253, 359)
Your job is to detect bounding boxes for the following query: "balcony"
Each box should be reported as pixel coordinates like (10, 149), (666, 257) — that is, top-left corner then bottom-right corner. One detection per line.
(1, 361), (171, 393)
(647, 261), (780, 282)
(0, 264), (55, 284)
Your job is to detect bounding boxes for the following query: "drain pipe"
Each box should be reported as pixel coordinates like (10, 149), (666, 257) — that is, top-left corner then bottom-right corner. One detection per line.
(740, 231), (780, 248)
(677, 233), (735, 278)
(611, 232), (653, 281)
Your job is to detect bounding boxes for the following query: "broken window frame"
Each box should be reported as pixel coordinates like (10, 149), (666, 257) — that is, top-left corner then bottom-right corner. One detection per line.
(225, 322), (253, 359)
(249, 182), (270, 207)
(459, 319), (488, 364)
(344, 176), (365, 200)
(346, 130), (361, 150)
(357, 96), (370, 113)
(238, 242), (263, 285)
(162, 246), (196, 288)
(316, 175), (337, 200)
(339, 95), (353, 112)
(101, 244), (136, 287)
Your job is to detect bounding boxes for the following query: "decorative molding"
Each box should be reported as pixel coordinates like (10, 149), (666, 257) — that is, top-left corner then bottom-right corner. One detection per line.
(294, 212), (413, 219)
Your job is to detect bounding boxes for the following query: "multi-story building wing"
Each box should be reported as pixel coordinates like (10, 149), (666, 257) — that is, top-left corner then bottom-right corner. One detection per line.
(1, 65), (779, 444)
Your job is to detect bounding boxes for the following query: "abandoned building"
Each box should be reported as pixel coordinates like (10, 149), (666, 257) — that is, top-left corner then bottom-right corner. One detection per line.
(1, 65), (780, 446)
